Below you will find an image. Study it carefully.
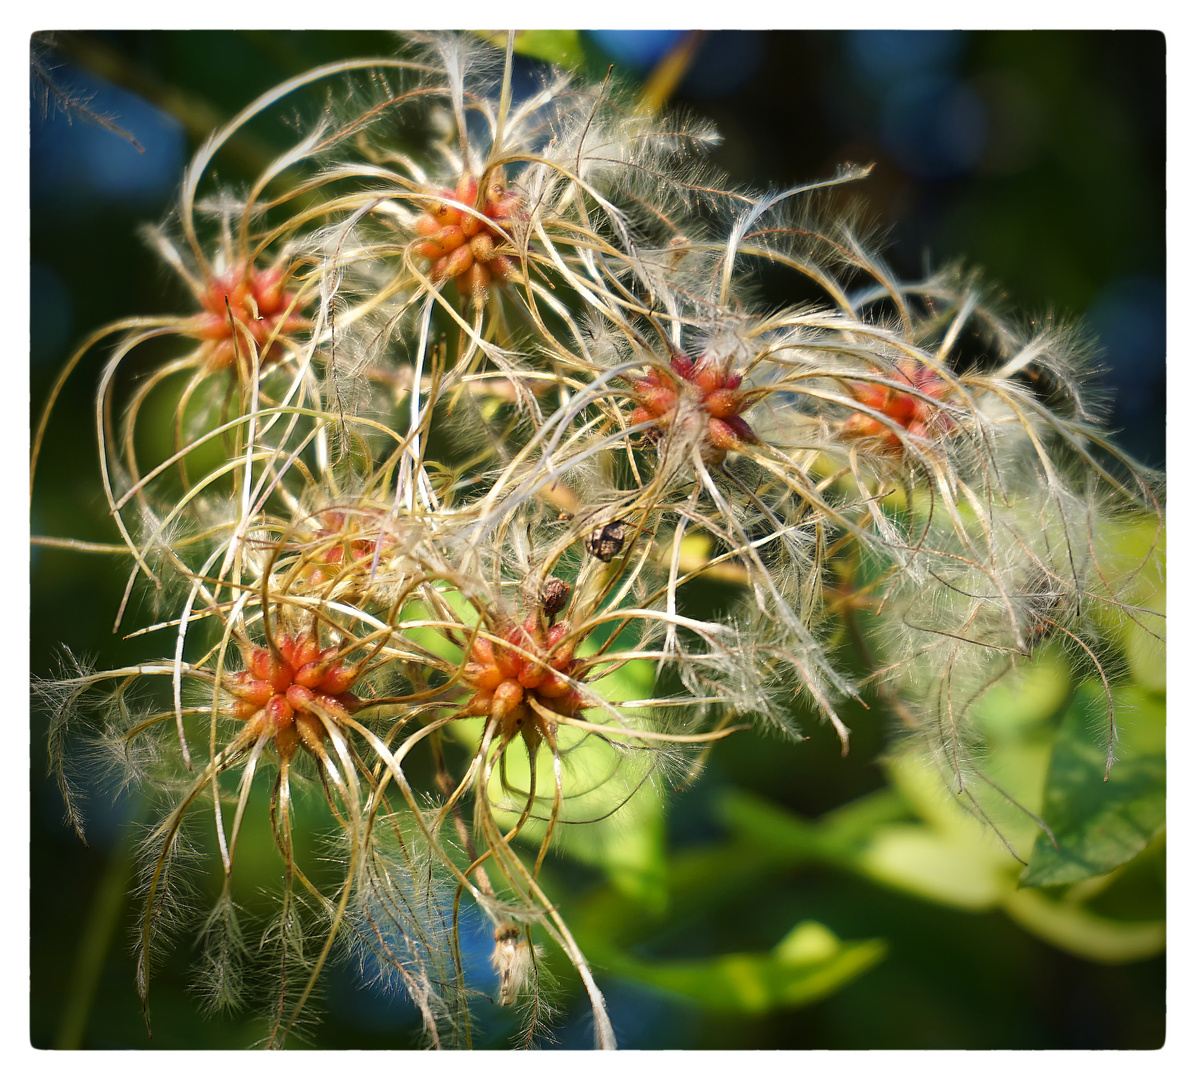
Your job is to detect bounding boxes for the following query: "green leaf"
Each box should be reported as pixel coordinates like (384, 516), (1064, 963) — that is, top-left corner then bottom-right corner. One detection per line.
(602, 921), (886, 1014)
(719, 785), (909, 865)
(476, 31), (586, 70)
(1021, 682), (1165, 887)
(722, 781), (1016, 911)
(1093, 519), (1166, 693)
(1002, 888), (1165, 963)
(854, 824), (1013, 910)
(973, 646), (1072, 735)
(481, 655), (669, 911)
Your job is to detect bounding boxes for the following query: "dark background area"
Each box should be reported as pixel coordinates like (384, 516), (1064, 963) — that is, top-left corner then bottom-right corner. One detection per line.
(30, 30), (1165, 1050)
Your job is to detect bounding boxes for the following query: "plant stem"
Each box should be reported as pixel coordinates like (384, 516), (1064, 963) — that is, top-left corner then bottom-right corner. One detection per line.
(55, 821), (136, 1049)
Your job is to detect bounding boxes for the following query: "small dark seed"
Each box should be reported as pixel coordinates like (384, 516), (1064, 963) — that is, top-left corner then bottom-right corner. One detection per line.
(541, 576), (572, 616)
(585, 521), (628, 563)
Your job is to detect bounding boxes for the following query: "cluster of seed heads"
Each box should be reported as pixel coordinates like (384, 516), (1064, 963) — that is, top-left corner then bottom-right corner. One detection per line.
(33, 33), (1161, 1050)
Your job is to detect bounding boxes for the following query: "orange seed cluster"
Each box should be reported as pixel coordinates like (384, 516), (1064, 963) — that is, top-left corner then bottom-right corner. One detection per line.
(193, 263), (307, 373)
(229, 631), (362, 761)
(305, 509), (380, 588)
(462, 613), (583, 750)
(413, 172), (521, 303)
(629, 351), (759, 465)
(842, 359), (956, 448)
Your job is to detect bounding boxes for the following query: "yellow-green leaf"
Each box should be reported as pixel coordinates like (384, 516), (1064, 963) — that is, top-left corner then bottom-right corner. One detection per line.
(1021, 682), (1165, 887)
(601, 921), (886, 1014)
